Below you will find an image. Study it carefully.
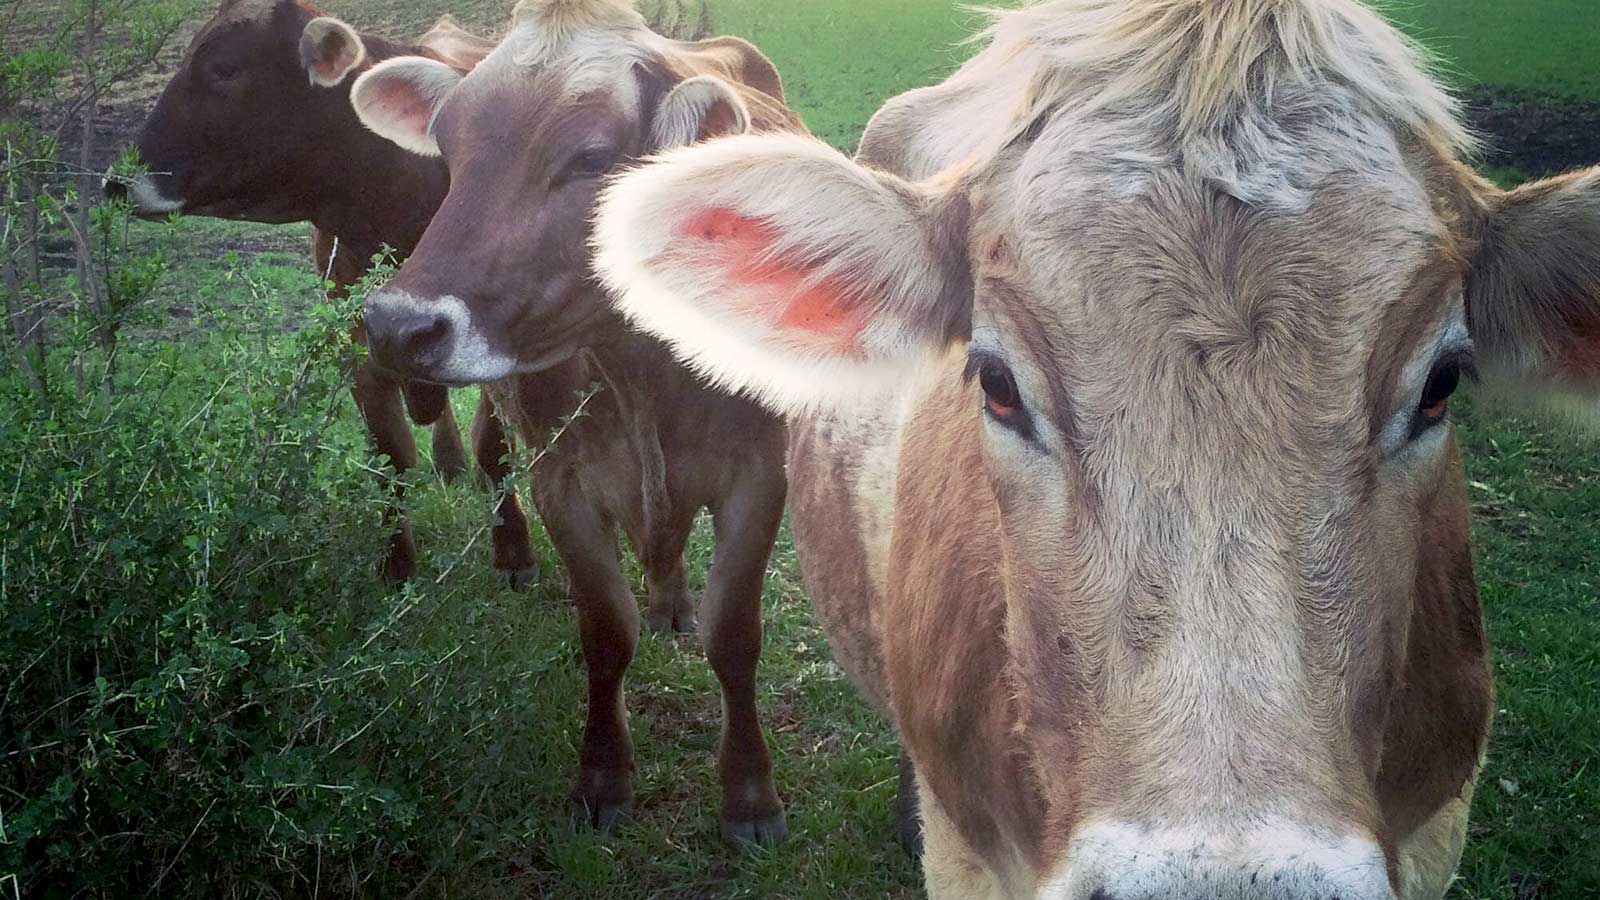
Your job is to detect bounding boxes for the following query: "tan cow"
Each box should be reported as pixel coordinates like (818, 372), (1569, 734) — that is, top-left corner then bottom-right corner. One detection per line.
(344, 0), (803, 845)
(595, 0), (1600, 896)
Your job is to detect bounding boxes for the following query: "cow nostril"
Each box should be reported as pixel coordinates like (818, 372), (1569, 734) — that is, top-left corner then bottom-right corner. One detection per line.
(402, 315), (452, 358)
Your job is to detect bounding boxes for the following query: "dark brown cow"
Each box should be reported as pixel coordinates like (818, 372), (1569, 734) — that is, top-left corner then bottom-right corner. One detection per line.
(593, 0), (1600, 896)
(346, 0), (803, 844)
(106, 0), (539, 586)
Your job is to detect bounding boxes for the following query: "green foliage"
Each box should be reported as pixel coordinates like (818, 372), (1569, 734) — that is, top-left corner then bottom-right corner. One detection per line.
(0, 260), (400, 897)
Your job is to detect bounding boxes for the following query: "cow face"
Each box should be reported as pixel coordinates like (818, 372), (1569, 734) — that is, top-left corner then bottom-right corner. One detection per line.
(109, 0), (367, 221)
(352, 0), (754, 384)
(592, 4), (1599, 897)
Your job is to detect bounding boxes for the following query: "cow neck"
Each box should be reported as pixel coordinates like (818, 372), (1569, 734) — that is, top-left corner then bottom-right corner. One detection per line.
(308, 129), (447, 263)
(582, 333), (674, 568)
(309, 60), (451, 262)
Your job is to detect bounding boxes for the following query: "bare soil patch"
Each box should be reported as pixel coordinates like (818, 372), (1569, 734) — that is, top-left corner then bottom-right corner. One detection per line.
(1463, 84), (1600, 177)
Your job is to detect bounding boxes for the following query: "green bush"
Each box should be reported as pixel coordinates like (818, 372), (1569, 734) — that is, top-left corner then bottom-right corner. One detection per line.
(0, 256), (450, 897)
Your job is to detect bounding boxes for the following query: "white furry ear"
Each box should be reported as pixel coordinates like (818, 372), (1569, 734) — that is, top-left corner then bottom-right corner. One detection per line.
(350, 57), (463, 157)
(299, 17), (366, 87)
(593, 133), (972, 415)
(1469, 166), (1600, 419)
(650, 75), (751, 150)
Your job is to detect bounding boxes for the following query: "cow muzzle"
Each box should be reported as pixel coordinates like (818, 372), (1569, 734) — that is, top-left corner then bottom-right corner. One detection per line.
(1043, 822), (1396, 900)
(103, 168), (185, 219)
(363, 291), (516, 386)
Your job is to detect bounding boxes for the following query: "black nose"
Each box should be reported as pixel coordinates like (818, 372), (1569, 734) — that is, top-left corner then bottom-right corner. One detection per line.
(364, 298), (454, 377)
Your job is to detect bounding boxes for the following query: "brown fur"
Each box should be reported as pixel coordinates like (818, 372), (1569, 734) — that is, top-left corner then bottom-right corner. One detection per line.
(1470, 169), (1600, 389)
(112, 0), (543, 584)
(359, 14), (805, 844)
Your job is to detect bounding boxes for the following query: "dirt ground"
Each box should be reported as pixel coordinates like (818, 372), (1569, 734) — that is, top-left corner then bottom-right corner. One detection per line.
(1464, 84), (1600, 176)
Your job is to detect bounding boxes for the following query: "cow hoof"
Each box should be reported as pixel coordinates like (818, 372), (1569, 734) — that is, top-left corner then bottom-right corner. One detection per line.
(507, 563), (539, 592)
(570, 769), (632, 834)
(431, 441), (470, 484)
(721, 810), (788, 849)
(645, 605), (698, 635)
(433, 456), (470, 484)
(569, 795), (631, 834)
(646, 589), (697, 635)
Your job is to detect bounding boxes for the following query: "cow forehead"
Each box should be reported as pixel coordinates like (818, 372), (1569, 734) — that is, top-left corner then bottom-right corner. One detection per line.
(935, 0), (1475, 460)
(980, 98), (1450, 403)
(185, 0), (299, 60)
(199, 0), (297, 36)
(469, 8), (656, 108)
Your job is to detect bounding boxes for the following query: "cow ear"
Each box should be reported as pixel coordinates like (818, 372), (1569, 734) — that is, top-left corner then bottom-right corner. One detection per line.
(1469, 167), (1600, 421)
(594, 133), (973, 415)
(650, 75), (751, 150)
(416, 15), (495, 71)
(350, 56), (462, 157)
(299, 17), (366, 87)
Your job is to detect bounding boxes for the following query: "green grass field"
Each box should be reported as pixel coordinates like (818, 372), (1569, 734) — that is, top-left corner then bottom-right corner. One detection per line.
(7, 1), (1598, 898)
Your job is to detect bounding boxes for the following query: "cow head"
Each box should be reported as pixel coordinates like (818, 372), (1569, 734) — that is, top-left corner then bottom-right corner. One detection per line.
(593, 2), (1599, 897)
(108, 0), (382, 221)
(350, 0), (764, 384)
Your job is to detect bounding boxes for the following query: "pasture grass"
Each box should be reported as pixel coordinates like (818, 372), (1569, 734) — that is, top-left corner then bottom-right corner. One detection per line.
(6, 0), (1598, 898)
(1381, 0), (1600, 97)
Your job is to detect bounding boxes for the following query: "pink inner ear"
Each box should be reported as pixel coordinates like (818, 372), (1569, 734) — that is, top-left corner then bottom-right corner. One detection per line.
(680, 207), (865, 353)
(311, 57), (342, 82)
(366, 77), (435, 141)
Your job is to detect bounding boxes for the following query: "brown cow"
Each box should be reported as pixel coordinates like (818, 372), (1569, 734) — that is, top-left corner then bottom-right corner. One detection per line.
(106, 0), (540, 586)
(345, 0), (803, 845)
(594, 0), (1600, 896)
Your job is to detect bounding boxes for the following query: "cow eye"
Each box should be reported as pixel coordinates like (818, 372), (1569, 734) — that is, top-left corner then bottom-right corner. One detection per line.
(561, 148), (614, 182)
(1410, 353), (1471, 439)
(965, 352), (1024, 415)
(964, 350), (1037, 442)
(208, 60), (243, 83)
(980, 361), (1022, 417)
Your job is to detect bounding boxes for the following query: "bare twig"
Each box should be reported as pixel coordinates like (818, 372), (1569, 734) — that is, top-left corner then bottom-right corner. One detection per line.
(150, 797), (218, 895)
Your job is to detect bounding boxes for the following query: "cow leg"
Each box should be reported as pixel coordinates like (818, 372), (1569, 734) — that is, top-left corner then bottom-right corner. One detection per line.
(642, 509), (699, 635)
(352, 360), (419, 583)
(703, 467), (787, 847)
(470, 392), (538, 590)
(534, 467), (638, 833)
(896, 749), (924, 858)
(401, 381), (469, 483)
(428, 398), (471, 484)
